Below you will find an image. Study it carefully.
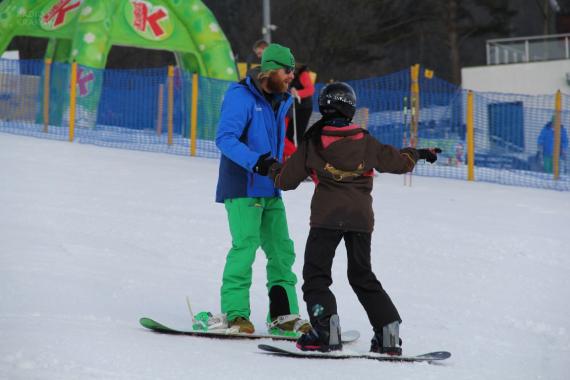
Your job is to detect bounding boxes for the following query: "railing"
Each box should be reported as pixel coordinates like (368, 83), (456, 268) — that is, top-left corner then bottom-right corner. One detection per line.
(486, 33), (570, 65)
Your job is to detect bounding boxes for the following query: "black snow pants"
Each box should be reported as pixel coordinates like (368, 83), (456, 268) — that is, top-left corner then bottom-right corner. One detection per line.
(302, 227), (401, 332)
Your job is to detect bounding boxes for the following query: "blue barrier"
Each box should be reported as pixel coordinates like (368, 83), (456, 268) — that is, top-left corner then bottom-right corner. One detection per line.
(0, 58), (567, 191)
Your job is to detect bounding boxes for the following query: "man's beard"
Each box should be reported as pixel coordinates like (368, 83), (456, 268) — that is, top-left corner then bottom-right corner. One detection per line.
(266, 72), (289, 93)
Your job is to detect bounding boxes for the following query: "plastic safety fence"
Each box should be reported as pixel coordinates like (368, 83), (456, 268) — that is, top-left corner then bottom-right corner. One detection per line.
(342, 69), (467, 182)
(468, 91), (569, 191)
(74, 65), (193, 155)
(194, 75), (232, 158)
(1, 58), (569, 191)
(0, 58), (70, 141)
(411, 74), (467, 182)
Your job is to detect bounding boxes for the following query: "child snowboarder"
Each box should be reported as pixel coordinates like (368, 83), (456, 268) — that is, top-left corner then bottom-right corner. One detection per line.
(265, 82), (441, 354)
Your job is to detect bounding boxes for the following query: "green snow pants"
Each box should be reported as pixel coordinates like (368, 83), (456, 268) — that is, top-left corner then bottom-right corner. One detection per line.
(221, 197), (299, 321)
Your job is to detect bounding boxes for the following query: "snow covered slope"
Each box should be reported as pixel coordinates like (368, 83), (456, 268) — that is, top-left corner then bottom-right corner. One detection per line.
(1, 133), (569, 379)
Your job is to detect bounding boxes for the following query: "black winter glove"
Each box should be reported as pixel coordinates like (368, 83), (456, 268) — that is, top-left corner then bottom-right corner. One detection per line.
(253, 152), (278, 176)
(418, 147), (442, 164)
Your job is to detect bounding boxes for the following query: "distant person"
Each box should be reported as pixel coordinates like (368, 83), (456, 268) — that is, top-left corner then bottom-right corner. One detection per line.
(287, 63), (315, 146)
(537, 117), (568, 173)
(263, 82), (441, 354)
(253, 39), (269, 59)
(246, 39), (269, 72)
(215, 43), (310, 335)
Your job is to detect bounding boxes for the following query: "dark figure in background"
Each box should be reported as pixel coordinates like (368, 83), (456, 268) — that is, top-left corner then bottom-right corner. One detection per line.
(246, 39), (269, 72)
(264, 82), (441, 354)
(253, 39), (269, 59)
(287, 64), (315, 145)
(537, 117), (568, 174)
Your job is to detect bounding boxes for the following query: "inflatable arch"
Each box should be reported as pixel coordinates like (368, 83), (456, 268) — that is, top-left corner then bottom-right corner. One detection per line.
(0, 0), (238, 127)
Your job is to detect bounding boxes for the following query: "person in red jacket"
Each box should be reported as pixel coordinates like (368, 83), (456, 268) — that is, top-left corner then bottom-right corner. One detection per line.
(287, 64), (315, 147)
(265, 82), (441, 354)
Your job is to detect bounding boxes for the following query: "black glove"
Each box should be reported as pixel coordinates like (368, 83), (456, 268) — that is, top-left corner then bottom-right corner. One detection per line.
(253, 152), (278, 176)
(418, 148), (442, 164)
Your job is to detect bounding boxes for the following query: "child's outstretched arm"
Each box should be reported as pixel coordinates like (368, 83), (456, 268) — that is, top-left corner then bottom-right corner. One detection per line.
(373, 139), (441, 173)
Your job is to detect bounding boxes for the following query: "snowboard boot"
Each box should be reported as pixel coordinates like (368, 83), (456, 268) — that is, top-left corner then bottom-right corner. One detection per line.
(296, 314), (342, 352)
(228, 317), (255, 334)
(268, 314), (312, 336)
(370, 321), (402, 356)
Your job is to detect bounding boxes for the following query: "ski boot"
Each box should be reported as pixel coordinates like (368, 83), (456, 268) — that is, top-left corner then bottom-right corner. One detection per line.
(370, 321), (402, 356)
(268, 314), (312, 337)
(296, 314), (342, 352)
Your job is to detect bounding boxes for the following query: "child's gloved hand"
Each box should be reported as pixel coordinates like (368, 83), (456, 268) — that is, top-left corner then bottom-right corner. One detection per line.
(418, 148), (442, 164)
(268, 162), (283, 180)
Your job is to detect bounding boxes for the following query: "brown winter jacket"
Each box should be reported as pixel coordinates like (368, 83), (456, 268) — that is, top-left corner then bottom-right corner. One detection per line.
(269, 123), (419, 233)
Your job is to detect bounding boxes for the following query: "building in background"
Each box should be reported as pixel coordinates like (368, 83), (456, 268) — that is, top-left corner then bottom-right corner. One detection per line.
(462, 0), (570, 95)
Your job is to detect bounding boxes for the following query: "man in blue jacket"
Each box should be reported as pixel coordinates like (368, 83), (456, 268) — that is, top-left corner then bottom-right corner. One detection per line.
(215, 43), (310, 335)
(537, 117), (568, 173)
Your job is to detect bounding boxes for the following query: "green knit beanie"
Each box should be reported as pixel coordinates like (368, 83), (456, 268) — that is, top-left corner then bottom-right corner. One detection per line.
(261, 43), (295, 72)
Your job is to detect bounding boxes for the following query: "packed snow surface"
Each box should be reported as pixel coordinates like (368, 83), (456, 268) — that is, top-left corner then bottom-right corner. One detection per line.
(1, 133), (569, 379)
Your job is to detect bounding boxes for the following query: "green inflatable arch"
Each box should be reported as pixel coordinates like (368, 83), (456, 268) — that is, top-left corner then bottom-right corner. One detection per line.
(0, 0), (237, 127)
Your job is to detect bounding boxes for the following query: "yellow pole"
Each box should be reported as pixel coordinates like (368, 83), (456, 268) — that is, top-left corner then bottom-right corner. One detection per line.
(410, 64), (420, 148)
(359, 107), (369, 130)
(467, 90), (475, 181)
(43, 58), (52, 133)
(167, 65), (174, 146)
(69, 61), (78, 142)
(190, 73), (199, 156)
(156, 83), (164, 136)
(553, 90), (562, 180)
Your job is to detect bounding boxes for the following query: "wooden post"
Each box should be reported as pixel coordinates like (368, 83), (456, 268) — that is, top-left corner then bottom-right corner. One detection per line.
(69, 61), (78, 142)
(156, 83), (164, 136)
(553, 90), (562, 180)
(467, 90), (475, 181)
(190, 73), (199, 156)
(167, 65), (174, 146)
(43, 58), (52, 133)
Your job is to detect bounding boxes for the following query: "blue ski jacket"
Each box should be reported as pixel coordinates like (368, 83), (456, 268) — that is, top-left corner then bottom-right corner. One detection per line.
(537, 122), (568, 156)
(215, 71), (293, 203)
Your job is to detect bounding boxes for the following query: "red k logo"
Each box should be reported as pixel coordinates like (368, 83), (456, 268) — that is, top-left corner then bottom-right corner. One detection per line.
(42, 0), (82, 30)
(76, 67), (95, 97)
(126, 1), (173, 41)
(133, 1), (167, 37)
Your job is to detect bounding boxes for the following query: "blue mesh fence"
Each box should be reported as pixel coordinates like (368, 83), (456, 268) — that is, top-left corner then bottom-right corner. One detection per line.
(469, 91), (569, 190)
(72, 65), (191, 155)
(0, 58), (69, 141)
(0, 58), (568, 191)
(413, 73), (466, 182)
(195, 74), (232, 158)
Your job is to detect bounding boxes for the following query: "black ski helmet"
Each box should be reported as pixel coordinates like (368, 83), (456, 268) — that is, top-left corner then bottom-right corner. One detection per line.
(318, 82), (356, 120)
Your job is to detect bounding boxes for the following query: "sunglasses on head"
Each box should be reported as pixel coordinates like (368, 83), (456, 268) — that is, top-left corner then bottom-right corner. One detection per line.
(266, 60), (294, 74)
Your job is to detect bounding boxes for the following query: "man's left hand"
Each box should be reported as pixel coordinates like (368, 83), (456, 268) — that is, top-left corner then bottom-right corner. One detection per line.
(254, 152), (278, 176)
